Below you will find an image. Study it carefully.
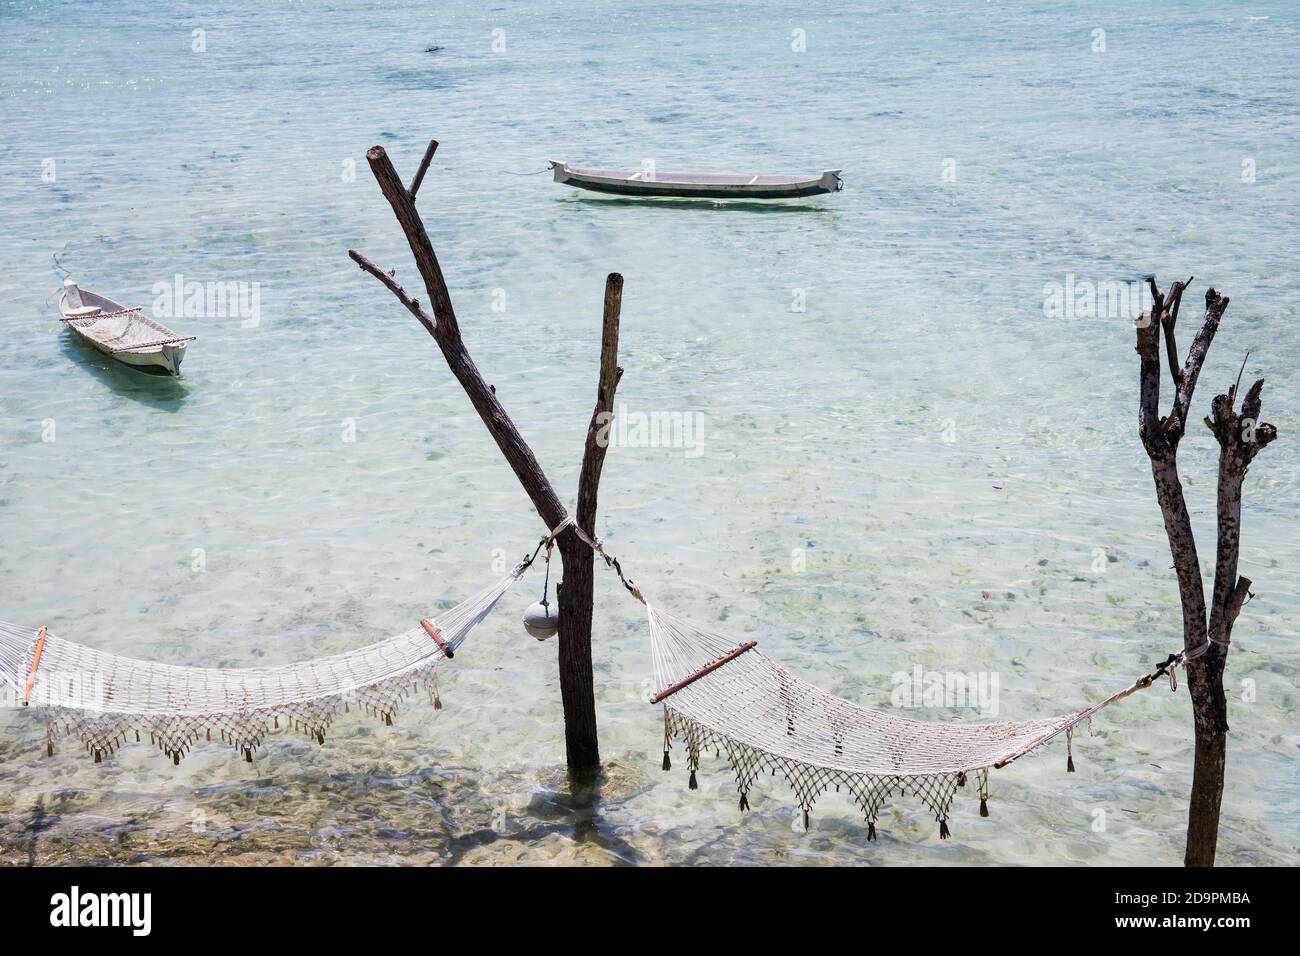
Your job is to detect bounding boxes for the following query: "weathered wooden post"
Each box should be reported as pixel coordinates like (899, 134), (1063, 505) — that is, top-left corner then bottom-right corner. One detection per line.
(349, 140), (622, 773)
(1133, 278), (1277, 865)
(556, 274), (622, 769)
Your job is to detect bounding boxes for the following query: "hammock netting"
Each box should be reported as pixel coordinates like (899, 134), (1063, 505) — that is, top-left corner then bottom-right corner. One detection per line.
(646, 604), (1111, 838)
(63, 308), (192, 352)
(0, 565), (524, 764)
(0, 531), (1176, 841)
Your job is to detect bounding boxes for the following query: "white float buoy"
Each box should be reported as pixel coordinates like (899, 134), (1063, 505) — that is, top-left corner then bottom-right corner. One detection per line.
(523, 600), (559, 640)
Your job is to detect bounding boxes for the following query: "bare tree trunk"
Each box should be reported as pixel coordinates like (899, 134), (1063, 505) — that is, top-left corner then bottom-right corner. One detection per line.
(1188, 380), (1276, 865)
(557, 274), (624, 773)
(1135, 280), (1276, 866)
(349, 141), (625, 773)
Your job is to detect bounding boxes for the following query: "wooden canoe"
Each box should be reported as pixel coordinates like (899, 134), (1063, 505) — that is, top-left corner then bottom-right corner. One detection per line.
(59, 280), (194, 376)
(549, 161), (843, 200)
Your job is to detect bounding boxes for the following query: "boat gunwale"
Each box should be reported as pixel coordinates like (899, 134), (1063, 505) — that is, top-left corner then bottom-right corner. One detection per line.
(58, 291), (193, 355)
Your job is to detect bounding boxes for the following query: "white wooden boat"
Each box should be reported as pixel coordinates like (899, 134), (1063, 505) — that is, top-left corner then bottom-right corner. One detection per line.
(549, 161), (843, 200)
(58, 280), (194, 375)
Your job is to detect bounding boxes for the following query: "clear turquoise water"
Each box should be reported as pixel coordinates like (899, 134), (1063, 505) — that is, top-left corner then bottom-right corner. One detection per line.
(0, 0), (1296, 865)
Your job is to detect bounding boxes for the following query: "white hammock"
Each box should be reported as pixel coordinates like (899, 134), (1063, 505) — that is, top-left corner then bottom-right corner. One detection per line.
(1, 521), (1186, 842)
(645, 601), (1181, 839)
(0, 563), (527, 764)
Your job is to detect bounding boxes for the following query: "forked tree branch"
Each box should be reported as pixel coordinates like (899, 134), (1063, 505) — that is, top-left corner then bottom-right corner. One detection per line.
(1138, 283), (1232, 451)
(351, 143), (566, 533)
(1136, 276), (1279, 866)
(1137, 280), (1235, 654)
(408, 139), (439, 200)
(364, 143), (463, 342)
(1160, 276), (1192, 386)
(554, 273), (625, 770)
(348, 250), (437, 334)
(576, 274), (624, 536)
(1168, 289), (1230, 440)
(351, 139), (619, 771)
(1205, 375), (1277, 654)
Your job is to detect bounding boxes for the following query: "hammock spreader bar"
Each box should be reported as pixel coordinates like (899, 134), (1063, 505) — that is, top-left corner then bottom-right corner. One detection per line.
(21, 625), (46, 706)
(650, 640), (756, 703)
(420, 619), (454, 659)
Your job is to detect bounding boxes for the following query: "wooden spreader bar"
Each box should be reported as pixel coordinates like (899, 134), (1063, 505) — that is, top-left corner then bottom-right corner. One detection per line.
(23, 626), (47, 706)
(651, 640), (757, 704)
(420, 619), (454, 659)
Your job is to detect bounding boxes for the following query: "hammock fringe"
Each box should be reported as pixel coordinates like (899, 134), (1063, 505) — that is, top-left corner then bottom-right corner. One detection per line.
(645, 603), (1162, 839)
(41, 664), (449, 764)
(0, 564), (528, 765)
(665, 709), (964, 836)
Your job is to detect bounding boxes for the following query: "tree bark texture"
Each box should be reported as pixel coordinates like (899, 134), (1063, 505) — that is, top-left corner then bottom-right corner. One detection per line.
(1134, 280), (1276, 866)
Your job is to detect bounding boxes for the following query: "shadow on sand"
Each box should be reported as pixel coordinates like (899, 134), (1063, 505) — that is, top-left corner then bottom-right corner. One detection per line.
(60, 332), (190, 412)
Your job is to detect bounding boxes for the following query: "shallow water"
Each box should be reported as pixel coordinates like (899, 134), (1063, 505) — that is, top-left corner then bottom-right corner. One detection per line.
(0, 0), (1296, 865)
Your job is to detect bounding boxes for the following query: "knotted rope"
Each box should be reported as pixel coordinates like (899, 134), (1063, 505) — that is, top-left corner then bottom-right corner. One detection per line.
(568, 522), (645, 604)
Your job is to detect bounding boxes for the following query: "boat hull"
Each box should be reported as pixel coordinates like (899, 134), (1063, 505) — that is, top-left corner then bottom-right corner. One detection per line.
(550, 162), (842, 200)
(74, 333), (187, 375)
(59, 286), (192, 376)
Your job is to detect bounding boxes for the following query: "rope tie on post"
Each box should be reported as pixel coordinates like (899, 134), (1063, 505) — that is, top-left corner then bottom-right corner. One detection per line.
(516, 515), (577, 576)
(570, 524), (645, 605)
(1137, 651), (1184, 690)
(547, 515), (576, 543)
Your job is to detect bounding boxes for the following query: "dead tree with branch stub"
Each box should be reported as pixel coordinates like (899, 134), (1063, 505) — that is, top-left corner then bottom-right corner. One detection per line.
(1134, 277), (1277, 866)
(348, 139), (622, 774)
